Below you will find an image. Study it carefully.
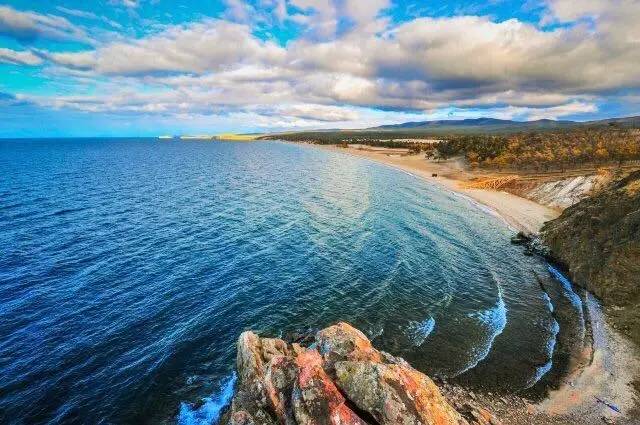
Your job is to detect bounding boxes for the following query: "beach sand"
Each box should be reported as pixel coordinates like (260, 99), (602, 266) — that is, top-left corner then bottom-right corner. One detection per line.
(538, 294), (640, 424)
(293, 142), (640, 424)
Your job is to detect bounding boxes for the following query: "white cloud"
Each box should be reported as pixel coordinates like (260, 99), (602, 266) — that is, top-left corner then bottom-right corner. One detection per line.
(55, 6), (123, 29)
(544, 0), (610, 22)
(288, 0), (390, 38)
(47, 20), (285, 76)
(223, 0), (254, 22)
(273, 0), (288, 22)
(109, 0), (139, 9)
(275, 104), (360, 122)
(343, 0), (390, 25)
(11, 0), (640, 129)
(0, 5), (89, 43)
(0, 47), (43, 66)
(523, 101), (598, 120)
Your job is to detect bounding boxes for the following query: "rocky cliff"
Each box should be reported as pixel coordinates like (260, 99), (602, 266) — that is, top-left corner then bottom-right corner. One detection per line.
(541, 170), (640, 344)
(221, 322), (499, 425)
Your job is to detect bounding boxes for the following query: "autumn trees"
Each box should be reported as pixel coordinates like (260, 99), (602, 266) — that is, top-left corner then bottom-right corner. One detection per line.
(435, 128), (640, 171)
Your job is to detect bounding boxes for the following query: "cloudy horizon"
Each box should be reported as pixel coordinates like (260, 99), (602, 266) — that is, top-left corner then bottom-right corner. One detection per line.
(1, 0), (639, 137)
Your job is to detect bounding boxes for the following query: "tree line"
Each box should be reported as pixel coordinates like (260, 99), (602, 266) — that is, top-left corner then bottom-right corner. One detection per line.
(434, 128), (640, 171)
(260, 127), (640, 171)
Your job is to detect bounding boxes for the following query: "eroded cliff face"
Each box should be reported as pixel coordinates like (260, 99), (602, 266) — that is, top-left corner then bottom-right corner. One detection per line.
(221, 322), (483, 425)
(524, 175), (605, 209)
(541, 171), (640, 344)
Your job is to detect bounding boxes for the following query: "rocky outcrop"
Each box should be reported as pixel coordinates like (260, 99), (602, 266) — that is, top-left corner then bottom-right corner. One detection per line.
(222, 322), (482, 425)
(541, 170), (640, 345)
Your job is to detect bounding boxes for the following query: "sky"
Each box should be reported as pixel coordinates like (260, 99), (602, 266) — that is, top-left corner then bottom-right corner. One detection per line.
(0, 0), (639, 137)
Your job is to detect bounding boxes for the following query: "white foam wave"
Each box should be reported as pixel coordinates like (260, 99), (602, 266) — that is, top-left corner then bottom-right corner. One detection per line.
(408, 316), (435, 346)
(547, 265), (582, 310)
(366, 323), (385, 339)
(178, 372), (237, 425)
(456, 289), (508, 375)
(547, 265), (585, 340)
(542, 292), (554, 313)
(446, 190), (516, 231)
(527, 318), (560, 387)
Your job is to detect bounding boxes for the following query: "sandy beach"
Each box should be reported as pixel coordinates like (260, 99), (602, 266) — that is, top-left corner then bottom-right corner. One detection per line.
(539, 293), (640, 423)
(294, 142), (640, 424)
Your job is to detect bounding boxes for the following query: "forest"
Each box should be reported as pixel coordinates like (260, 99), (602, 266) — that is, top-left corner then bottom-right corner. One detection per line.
(434, 128), (640, 171)
(262, 127), (640, 171)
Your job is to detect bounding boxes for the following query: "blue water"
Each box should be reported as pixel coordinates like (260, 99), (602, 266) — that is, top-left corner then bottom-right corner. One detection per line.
(0, 139), (578, 424)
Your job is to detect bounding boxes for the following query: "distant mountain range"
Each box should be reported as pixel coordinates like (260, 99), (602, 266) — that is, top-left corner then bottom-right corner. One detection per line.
(370, 116), (640, 132)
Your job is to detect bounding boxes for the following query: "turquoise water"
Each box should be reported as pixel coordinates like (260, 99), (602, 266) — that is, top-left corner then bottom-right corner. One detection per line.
(0, 139), (582, 424)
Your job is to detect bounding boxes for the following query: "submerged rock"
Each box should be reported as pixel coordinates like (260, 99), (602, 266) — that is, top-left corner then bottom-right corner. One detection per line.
(223, 322), (470, 424)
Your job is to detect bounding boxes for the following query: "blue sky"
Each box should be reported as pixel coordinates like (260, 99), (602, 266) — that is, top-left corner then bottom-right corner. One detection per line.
(0, 0), (639, 137)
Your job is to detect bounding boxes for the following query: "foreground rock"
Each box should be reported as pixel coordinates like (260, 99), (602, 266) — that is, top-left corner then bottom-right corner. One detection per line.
(222, 322), (480, 424)
(541, 170), (640, 346)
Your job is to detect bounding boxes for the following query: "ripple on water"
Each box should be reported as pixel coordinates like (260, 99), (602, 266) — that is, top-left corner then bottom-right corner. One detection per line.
(0, 139), (582, 424)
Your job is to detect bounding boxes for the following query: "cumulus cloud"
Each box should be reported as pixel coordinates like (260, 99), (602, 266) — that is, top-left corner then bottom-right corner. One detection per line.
(223, 0), (254, 22)
(8, 0), (640, 129)
(288, 0), (389, 38)
(274, 104), (360, 122)
(0, 48), (43, 66)
(544, 0), (610, 22)
(343, 0), (390, 26)
(47, 20), (285, 76)
(0, 5), (89, 43)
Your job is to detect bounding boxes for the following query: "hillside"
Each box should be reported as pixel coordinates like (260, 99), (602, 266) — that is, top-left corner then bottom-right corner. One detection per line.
(372, 118), (575, 132)
(369, 116), (640, 133)
(541, 171), (640, 345)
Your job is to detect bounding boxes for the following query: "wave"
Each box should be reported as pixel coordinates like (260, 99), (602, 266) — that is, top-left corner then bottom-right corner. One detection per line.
(523, 288), (561, 387)
(547, 265), (582, 310)
(52, 207), (88, 217)
(178, 372), (237, 425)
(527, 318), (560, 387)
(542, 291), (554, 313)
(366, 323), (385, 340)
(456, 288), (508, 376)
(445, 190), (516, 231)
(407, 316), (436, 346)
(547, 265), (585, 340)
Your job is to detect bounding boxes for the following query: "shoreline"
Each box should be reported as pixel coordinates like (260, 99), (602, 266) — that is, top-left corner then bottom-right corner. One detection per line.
(296, 142), (560, 235)
(287, 141), (640, 423)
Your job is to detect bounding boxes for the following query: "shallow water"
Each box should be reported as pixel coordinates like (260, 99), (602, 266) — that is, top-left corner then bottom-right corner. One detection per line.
(0, 139), (581, 424)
